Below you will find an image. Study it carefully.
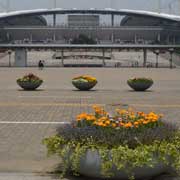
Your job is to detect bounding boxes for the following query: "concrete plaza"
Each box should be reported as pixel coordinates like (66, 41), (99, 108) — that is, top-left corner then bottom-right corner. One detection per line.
(0, 67), (180, 180)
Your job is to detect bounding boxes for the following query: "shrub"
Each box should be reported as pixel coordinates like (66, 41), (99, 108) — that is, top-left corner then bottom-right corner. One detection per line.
(43, 106), (180, 179)
(127, 77), (153, 83)
(17, 73), (43, 83)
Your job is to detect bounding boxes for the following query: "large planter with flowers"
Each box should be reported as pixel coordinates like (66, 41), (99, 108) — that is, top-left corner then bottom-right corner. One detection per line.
(72, 75), (97, 91)
(78, 149), (168, 179)
(127, 77), (153, 91)
(43, 106), (180, 180)
(17, 73), (43, 90)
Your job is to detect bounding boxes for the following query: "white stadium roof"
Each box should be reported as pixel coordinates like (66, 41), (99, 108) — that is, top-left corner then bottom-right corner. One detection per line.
(0, 8), (180, 22)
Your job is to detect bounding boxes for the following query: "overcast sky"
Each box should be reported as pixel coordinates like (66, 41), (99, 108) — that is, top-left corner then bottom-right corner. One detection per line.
(0, 0), (179, 14)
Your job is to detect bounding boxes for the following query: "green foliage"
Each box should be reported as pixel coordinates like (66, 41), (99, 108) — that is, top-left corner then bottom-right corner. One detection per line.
(43, 131), (180, 180)
(127, 77), (153, 83)
(17, 73), (43, 83)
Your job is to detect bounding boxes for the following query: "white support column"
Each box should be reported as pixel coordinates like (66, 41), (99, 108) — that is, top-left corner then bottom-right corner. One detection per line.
(15, 49), (27, 67)
(157, 33), (161, 42)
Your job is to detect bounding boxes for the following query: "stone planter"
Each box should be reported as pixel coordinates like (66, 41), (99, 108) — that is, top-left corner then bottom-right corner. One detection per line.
(17, 80), (43, 90)
(78, 150), (168, 179)
(127, 80), (153, 91)
(72, 80), (97, 91)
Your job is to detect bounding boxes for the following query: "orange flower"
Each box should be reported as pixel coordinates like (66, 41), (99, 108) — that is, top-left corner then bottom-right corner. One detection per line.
(124, 122), (133, 128)
(86, 114), (96, 121)
(105, 120), (111, 125)
(119, 122), (125, 126)
(142, 120), (149, 125)
(76, 113), (89, 121)
(76, 105), (161, 129)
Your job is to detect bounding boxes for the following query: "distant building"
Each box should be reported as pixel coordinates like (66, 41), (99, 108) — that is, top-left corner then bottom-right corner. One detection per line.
(68, 15), (99, 27)
(0, 9), (180, 44)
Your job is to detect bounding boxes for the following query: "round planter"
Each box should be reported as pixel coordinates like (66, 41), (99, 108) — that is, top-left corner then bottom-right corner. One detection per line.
(72, 80), (97, 91)
(79, 150), (168, 179)
(127, 80), (153, 91)
(17, 80), (43, 90)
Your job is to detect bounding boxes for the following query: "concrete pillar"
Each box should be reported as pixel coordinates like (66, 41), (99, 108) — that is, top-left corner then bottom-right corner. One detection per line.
(8, 50), (12, 67)
(143, 49), (147, 67)
(102, 49), (105, 67)
(30, 34), (33, 43)
(154, 50), (160, 68)
(6, 32), (10, 41)
(134, 34), (137, 44)
(14, 49), (27, 67)
(155, 53), (159, 68)
(61, 50), (64, 67)
(53, 33), (56, 42)
(111, 32), (114, 43)
(157, 33), (161, 43)
(111, 14), (114, 27)
(53, 14), (56, 27)
(110, 48), (113, 59)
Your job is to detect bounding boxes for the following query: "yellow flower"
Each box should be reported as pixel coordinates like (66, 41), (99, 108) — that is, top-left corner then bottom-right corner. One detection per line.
(112, 123), (117, 128)
(73, 75), (97, 83)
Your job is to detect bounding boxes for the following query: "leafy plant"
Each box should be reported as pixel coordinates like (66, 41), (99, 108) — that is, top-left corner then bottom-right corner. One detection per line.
(17, 73), (43, 83)
(72, 75), (97, 83)
(43, 106), (180, 180)
(72, 75), (97, 90)
(127, 77), (153, 83)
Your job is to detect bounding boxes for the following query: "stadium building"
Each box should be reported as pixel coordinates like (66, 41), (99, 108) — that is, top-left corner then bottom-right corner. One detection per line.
(0, 9), (180, 44)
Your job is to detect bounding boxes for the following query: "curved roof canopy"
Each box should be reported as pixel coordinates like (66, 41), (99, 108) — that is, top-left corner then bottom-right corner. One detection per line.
(0, 8), (180, 22)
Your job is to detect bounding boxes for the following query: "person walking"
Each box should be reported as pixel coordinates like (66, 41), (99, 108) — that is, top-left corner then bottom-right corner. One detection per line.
(38, 60), (44, 70)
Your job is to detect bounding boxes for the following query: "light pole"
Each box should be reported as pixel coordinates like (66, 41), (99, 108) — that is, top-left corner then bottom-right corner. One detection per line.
(8, 50), (11, 67)
(168, 48), (174, 69)
(154, 49), (160, 68)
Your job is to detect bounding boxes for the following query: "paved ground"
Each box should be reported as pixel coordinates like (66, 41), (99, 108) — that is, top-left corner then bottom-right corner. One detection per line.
(0, 67), (180, 179)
